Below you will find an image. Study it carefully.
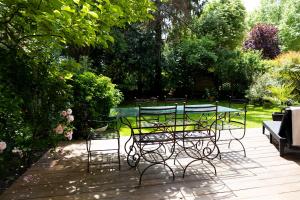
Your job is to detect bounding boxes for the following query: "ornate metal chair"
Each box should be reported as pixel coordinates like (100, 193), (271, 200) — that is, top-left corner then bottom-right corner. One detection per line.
(175, 103), (220, 178)
(86, 117), (120, 172)
(133, 105), (177, 185)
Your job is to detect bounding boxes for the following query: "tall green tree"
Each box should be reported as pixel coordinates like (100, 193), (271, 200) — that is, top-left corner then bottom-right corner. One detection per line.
(194, 0), (246, 50)
(246, 0), (300, 51)
(279, 0), (300, 50)
(247, 0), (282, 28)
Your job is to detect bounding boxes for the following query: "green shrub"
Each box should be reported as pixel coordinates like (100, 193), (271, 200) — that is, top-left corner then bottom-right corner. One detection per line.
(247, 51), (300, 105)
(72, 72), (123, 136)
(216, 49), (264, 97)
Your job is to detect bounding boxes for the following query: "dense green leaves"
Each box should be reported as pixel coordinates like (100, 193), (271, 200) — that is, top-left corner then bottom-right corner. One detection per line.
(247, 52), (300, 104)
(247, 0), (300, 51)
(164, 36), (217, 95)
(194, 0), (246, 50)
(72, 72), (123, 135)
(0, 0), (153, 188)
(0, 0), (154, 50)
(279, 0), (300, 51)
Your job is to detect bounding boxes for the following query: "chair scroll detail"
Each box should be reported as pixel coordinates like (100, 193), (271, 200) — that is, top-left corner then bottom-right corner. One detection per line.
(175, 103), (220, 178)
(86, 117), (120, 172)
(133, 105), (178, 185)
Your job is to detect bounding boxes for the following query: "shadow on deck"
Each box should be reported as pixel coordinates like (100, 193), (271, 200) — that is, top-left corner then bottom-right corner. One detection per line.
(2, 128), (300, 200)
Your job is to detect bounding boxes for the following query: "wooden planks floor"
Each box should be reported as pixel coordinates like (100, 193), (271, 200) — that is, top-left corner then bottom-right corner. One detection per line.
(2, 128), (300, 200)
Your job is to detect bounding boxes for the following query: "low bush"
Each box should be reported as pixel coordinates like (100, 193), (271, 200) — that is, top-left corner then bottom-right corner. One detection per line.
(72, 72), (123, 137)
(247, 51), (300, 105)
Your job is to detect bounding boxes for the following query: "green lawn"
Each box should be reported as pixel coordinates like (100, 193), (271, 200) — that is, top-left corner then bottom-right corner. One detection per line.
(118, 100), (280, 136)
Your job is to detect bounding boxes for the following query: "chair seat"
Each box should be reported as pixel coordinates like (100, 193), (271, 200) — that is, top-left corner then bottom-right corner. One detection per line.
(134, 132), (174, 143)
(90, 129), (119, 140)
(176, 130), (213, 139)
(217, 122), (244, 130)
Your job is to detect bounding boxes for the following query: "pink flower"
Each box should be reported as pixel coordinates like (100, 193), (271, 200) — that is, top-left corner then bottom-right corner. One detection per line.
(0, 141), (7, 153)
(54, 124), (64, 134)
(64, 130), (73, 140)
(67, 108), (72, 115)
(61, 111), (67, 117)
(67, 115), (74, 122)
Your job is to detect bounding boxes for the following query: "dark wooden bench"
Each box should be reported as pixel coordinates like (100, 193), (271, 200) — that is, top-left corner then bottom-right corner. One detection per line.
(263, 121), (287, 156)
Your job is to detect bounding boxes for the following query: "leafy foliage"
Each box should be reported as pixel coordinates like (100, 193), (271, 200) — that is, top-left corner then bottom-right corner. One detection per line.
(247, 51), (300, 104)
(90, 25), (158, 96)
(244, 24), (280, 59)
(0, 0), (154, 50)
(246, 0), (282, 28)
(279, 0), (300, 51)
(216, 50), (265, 97)
(0, 0), (152, 189)
(194, 0), (246, 50)
(246, 0), (300, 51)
(72, 72), (123, 136)
(164, 36), (217, 95)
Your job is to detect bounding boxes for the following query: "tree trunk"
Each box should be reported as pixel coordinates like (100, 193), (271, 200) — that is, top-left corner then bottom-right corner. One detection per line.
(153, 0), (163, 97)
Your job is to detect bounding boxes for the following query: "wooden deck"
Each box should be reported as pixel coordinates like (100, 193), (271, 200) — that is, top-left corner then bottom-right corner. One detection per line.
(2, 128), (300, 200)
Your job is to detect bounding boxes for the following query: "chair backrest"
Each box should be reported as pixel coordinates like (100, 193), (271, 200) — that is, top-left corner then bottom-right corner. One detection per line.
(164, 95), (187, 106)
(279, 107), (299, 145)
(138, 105), (177, 133)
(183, 103), (218, 132)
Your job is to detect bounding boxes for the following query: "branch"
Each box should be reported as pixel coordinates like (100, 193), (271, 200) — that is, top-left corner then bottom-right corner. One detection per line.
(0, 7), (20, 25)
(37, 0), (43, 10)
(17, 34), (64, 44)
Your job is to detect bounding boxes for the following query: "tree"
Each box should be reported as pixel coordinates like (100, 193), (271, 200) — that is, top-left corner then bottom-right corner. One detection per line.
(0, 0), (154, 51)
(279, 0), (300, 51)
(164, 36), (217, 95)
(0, 0), (154, 154)
(246, 0), (282, 29)
(194, 0), (246, 50)
(90, 25), (157, 96)
(244, 24), (280, 59)
(246, 0), (300, 51)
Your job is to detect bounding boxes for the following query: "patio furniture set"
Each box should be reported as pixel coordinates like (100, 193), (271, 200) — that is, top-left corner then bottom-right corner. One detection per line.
(86, 98), (248, 185)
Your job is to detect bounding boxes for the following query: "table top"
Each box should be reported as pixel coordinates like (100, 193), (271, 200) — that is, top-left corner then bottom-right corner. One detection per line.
(110, 104), (240, 118)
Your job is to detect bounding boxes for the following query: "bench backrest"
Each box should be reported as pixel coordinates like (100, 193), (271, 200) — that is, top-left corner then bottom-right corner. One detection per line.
(278, 107), (300, 146)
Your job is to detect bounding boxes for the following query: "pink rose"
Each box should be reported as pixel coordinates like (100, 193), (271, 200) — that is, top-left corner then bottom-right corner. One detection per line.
(0, 141), (7, 153)
(54, 124), (64, 134)
(67, 108), (72, 115)
(61, 111), (67, 117)
(67, 115), (74, 122)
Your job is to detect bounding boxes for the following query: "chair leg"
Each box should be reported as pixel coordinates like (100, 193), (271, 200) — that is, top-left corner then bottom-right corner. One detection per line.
(118, 138), (121, 171)
(262, 125), (265, 135)
(87, 151), (91, 173)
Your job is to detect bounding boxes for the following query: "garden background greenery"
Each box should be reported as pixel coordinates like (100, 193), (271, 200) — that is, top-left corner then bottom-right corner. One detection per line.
(1, 0), (300, 192)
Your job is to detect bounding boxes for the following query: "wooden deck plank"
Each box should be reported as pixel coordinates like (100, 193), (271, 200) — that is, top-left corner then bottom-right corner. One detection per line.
(2, 128), (300, 200)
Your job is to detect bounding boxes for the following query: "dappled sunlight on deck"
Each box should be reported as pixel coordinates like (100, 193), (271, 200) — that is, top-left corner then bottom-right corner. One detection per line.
(2, 129), (300, 200)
